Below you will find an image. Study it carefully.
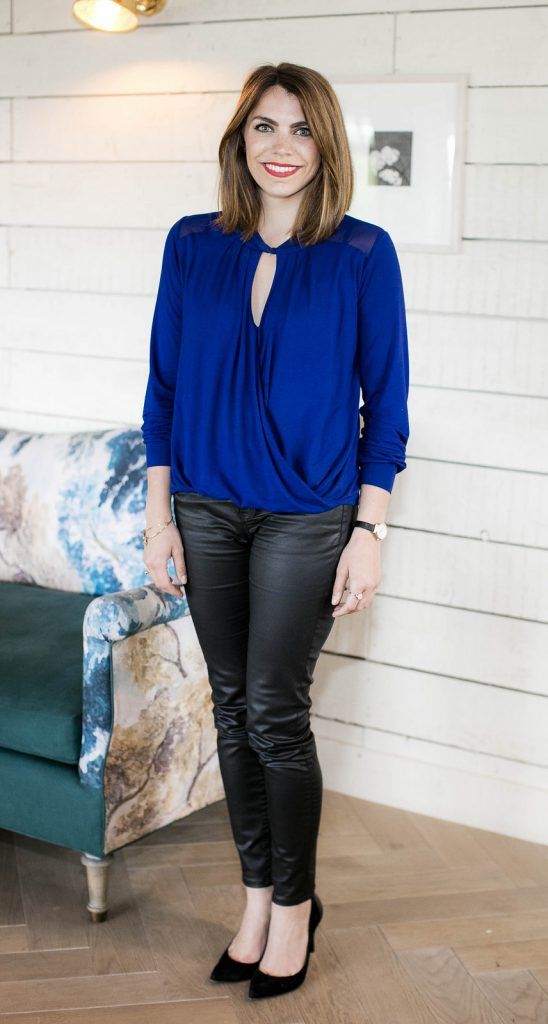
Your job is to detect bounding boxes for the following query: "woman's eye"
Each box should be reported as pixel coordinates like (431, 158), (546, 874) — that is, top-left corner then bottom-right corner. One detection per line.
(254, 123), (311, 137)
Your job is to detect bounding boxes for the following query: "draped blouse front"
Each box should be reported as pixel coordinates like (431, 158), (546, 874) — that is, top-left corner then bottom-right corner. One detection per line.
(141, 210), (410, 514)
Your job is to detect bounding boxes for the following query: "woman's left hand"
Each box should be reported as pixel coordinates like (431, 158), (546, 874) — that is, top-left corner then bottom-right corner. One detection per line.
(330, 530), (381, 616)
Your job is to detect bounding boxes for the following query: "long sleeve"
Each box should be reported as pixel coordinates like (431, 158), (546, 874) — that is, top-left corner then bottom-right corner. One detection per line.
(141, 220), (183, 467)
(356, 228), (410, 493)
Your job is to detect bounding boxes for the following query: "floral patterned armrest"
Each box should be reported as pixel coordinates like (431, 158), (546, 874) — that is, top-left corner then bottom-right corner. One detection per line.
(79, 582), (224, 854)
(79, 583), (188, 788)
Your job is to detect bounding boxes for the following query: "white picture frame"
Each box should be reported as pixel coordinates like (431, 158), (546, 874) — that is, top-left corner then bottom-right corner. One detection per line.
(333, 74), (468, 252)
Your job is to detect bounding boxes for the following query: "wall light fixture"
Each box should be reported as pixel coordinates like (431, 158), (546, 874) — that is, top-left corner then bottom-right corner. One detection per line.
(72, 0), (167, 33)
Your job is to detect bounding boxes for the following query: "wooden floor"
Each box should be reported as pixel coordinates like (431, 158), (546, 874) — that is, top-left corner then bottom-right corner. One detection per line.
(2, 792), (548, 1023)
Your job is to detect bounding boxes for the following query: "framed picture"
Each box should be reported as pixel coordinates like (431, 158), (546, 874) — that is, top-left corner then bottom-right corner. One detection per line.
(333, 74), (467, 252)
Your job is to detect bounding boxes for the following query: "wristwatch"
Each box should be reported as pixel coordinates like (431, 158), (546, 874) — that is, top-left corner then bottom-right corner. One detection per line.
(354, 520), (388, 540)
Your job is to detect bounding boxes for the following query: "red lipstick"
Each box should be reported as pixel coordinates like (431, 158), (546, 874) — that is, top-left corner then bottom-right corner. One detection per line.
(261, 162), (301, 178)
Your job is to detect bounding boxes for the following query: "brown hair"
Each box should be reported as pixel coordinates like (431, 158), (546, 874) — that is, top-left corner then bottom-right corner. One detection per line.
(214, 63), (354, 247)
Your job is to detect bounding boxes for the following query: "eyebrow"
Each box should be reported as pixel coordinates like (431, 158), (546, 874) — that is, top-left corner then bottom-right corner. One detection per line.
(251, 115), (309, 128)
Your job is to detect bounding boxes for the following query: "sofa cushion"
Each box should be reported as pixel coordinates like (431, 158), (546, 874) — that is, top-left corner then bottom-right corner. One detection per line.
(0, 581), (96, 764)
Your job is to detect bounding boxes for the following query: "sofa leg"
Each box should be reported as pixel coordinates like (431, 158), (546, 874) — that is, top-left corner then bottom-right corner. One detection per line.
(81, 852), (113, 922)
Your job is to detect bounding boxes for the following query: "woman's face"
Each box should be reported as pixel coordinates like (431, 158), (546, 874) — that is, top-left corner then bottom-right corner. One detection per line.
(242, 85), (321, 199)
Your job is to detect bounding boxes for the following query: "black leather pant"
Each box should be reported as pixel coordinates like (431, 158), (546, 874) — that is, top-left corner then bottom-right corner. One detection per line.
(173, 491), (358, 906)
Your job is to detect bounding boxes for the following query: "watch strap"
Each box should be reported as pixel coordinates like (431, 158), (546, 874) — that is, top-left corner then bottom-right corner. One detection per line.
(354, 520), (388, 539)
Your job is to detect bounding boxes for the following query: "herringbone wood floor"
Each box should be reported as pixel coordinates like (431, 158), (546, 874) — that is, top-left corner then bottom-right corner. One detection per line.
(2, 792), (548, 1022)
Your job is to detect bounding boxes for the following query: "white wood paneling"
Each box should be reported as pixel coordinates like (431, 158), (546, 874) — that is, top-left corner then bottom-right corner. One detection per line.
(5, 157), (547, 249)
(0, 0), (9, 34)
(0, 349), (11, 401)
(315, 726), (548, 845)
(410, 386), (548, 475)
(13, 0), (548, 35)
(387, 459), (548, 549)
(0, 227), (8, 284)
(0, 408), (122, 432)
(6, 292), (547, 398)
(327, 596), (548, 694)
(1, 290), (154, 360)
(14, 86), (548, 165)
(409, 312), (548, 397)
(13, 94), (235, 161)
(396, 7), (548, 85)
(2, 323), (547, 483)
(401, 242), (548, 319)
(6, 228), (548, 324)
(464, 165), (548, 241)
(314, 655), (548, 764)
(8, 226), (169, 293)
(380, 529), (548, 622)
(0, 166), (218, 227)
(0, 99), (9, 159)
(0, 17), (394, 98)
(2, 349), (147, 424)
(466, 87), (548, 164)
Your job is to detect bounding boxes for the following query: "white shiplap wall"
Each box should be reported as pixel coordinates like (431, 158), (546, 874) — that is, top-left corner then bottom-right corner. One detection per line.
(1, 0), (547, 842)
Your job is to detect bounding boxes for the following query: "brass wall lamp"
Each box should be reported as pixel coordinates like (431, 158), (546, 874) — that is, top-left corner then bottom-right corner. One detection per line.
(72, 0), (167, 32)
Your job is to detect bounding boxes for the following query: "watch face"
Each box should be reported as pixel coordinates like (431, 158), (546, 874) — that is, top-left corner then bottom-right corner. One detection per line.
(375, 523), (388, 539)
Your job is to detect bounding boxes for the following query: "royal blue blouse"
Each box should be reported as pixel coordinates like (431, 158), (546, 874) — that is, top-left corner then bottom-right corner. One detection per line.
(141, 210), (410, 513)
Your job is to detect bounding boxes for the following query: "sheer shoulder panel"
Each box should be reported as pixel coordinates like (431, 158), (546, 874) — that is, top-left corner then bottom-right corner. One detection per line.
(333, 214), (383, 257)
(178, 210), (222, 239)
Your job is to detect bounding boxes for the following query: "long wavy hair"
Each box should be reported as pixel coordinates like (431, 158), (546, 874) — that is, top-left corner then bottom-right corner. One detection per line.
(214, 62), (354, 247)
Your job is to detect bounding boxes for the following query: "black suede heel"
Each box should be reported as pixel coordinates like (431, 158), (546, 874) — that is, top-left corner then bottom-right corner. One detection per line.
(209, 935), (268, 983)
(248, 892), (323, 999)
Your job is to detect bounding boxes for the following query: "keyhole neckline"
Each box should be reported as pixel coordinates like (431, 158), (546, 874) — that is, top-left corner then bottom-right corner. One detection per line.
(250, 231), (302, 254)
(250, 249), (278, 331)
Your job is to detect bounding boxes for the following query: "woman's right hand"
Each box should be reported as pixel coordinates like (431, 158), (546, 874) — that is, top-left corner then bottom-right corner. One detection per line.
(144, 521), (188, 596)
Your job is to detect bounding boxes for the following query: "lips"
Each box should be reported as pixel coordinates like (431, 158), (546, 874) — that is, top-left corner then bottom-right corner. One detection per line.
(261, 162), (301, 178)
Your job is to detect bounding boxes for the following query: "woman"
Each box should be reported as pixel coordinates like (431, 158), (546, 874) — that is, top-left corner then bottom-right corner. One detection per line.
(141, 62), (410, 1000)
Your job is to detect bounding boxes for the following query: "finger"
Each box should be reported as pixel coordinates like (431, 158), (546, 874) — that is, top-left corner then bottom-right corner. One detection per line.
(152, 565), (184, 597)
(332, 583), (367, 617)
(353, 586), (377, 612)
(358, 586), (378, 610)
(172, 549), (187, 585)
(331, 565), (349, 605)
(331, 586), (357, 616)
(331, 595), (354, 616)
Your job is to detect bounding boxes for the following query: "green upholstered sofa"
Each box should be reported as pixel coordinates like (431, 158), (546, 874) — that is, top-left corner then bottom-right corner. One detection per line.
(0, 426), (224, 920)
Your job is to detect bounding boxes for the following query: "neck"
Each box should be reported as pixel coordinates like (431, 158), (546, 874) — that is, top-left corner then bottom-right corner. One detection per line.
(257, 191), (303, 245)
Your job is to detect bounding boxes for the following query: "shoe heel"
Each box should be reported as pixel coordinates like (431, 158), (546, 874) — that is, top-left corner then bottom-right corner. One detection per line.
(247, 891), (323, 1000)
(308, 891), (322, 954)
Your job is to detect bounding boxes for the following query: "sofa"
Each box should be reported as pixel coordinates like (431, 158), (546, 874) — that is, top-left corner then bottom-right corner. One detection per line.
(0, 426), (225, 920)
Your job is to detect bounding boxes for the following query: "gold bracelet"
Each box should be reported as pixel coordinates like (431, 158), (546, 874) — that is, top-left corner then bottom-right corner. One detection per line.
(142, 515), (174, 546)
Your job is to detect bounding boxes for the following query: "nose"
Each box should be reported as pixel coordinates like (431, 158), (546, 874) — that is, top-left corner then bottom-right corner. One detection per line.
(270, 146), (298, 161)
(270, 132), (297, 157)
